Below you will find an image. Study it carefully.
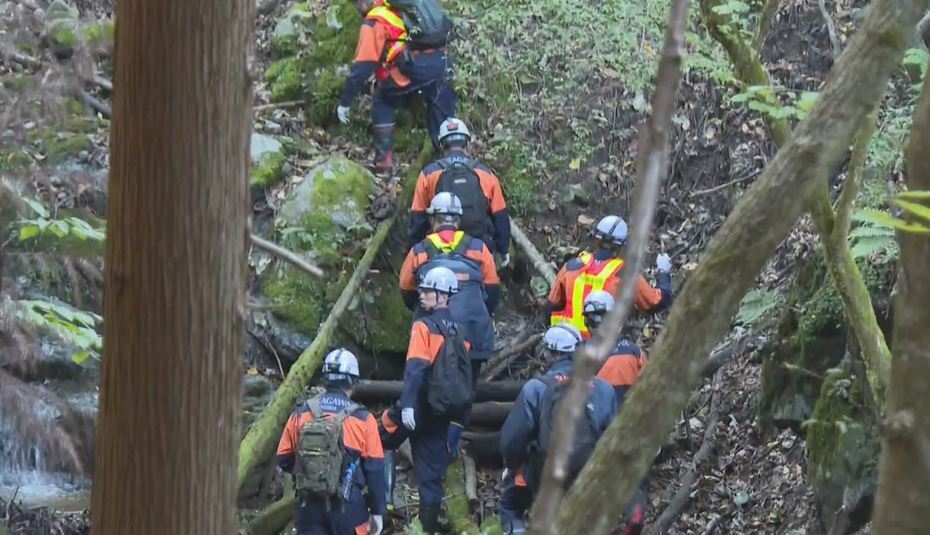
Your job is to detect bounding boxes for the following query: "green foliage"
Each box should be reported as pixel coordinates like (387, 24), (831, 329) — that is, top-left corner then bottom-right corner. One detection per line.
(735, 287), (781, 326)
(848, 219), (898, 262)
(15, 299), (102, 364)
(855, 190), (930, 237)
(265, 57), (304, 103)
(250, 150), (288, 188)
(730, 85), (818, 121)
(17, 198), (105, 242)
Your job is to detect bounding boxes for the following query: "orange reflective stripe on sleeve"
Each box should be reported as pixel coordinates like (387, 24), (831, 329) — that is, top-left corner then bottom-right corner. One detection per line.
(352, 22), (385, 63)
(407, 321), (442, 365)
(547, 267), (568, 309)
(477, 169), (507, 213)
(355, 523), (368, 535)
(399, 249), (420, 291)
(597, 355), (643, 388)
(515, 466), (527, 487)
(633, 275), (663, 311)
(411, 172), (431, 212)
(474, 244), (500, 285)
(381, 408), (398, 434)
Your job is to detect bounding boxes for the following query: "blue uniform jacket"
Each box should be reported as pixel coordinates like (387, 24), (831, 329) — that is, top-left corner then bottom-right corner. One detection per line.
(499, 359), (617, 470)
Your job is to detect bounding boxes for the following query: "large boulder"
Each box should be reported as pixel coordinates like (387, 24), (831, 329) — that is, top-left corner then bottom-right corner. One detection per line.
(259, 157), (374, 338)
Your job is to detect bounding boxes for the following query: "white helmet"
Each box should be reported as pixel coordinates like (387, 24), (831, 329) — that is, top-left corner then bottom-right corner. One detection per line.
(583, 290), (615, 315)
(438, 117), (471, 147)
(418, 266), (459, 294)
(543, 323), (583, 353)
(594, 215), (628, 246)
(323, 348), (360, 383)
(427, 191), (464, 216)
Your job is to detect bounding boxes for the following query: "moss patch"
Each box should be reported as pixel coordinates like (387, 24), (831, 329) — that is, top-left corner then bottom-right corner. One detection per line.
(345, 262), (412, 354)
(805, 363), (879, 525)
(250, 151), (287, 188)
(266, 57), (304, 103)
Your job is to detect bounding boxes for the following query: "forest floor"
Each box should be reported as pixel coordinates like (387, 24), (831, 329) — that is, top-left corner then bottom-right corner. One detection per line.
(0, 0), (887, 533)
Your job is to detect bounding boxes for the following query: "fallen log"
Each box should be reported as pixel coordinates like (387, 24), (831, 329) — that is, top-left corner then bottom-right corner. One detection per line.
(351, 380), (524, 403)
(250, 233), (325, 278)
(444, 458), (480, 534)
(237, 213), (397, 498)
(510, 221), (556, 284)
(248, 484), (294, 535)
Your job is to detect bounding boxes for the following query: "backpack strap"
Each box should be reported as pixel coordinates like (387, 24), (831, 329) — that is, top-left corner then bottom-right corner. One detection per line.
(307, 396), (324, 420)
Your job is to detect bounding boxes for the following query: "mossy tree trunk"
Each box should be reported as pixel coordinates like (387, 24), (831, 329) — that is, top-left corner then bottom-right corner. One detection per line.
(552, 1), (923, 532)
(700, 0), (891, 404)
(871, 58), (930, 534)
(90, 0), (253, 530)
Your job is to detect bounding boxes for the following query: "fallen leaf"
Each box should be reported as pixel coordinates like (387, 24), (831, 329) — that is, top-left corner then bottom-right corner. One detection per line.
(577, 214), (595, 226)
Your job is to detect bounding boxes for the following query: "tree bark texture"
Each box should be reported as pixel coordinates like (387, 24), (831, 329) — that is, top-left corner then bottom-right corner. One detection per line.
(90, 0), (253, 530)
(871, 59), (930, 535)
(531, 2), (691, 532)
(702, 0), (892, 404)
(554, 2), (924, 533)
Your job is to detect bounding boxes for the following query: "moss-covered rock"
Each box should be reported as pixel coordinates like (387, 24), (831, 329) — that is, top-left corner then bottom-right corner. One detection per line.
(344, 251), (412, 355)
(759, 251), (894, 427)
(805, 363), (880, 529)
(266, 56), (304, 103)
(250, 132), (287, 187)
(258, 157), (375, 338)
(272, 2), (311, 55)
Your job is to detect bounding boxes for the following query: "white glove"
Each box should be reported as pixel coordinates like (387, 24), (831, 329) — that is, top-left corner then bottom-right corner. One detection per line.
(500, 253), (511, 269)
(336, 105), (351, 125)
(656, 253), (672, 273)
(368, 514), (383, 535)
(401, 407), (416, 430)
(501, 468), (511, 482)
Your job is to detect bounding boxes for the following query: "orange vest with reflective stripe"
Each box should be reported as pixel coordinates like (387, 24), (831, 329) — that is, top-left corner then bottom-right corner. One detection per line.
(426, 230), (465, 253)
(366, 5), (408, 81)
(550, 252), (624, 338)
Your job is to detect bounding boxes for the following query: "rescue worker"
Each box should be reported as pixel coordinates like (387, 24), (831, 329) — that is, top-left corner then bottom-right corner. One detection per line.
(582, 290), (648, 403)
(545, 214), (674, 339)
(582, 290), (648, 534)
(337, 0), (458, 172)
(380, 266), (466, 533)
(498, 323), (617, 534)
(276, 348), (387, 535)
(399, 192), (499, 367)
(409, 117), (511, 263)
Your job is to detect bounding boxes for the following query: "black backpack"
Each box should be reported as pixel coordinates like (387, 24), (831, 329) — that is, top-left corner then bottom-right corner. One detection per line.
(536, 374), (601, 485)
(390, 0), (453, 49)
(424, 317), (474, 419)
(436, 159), (490, 241)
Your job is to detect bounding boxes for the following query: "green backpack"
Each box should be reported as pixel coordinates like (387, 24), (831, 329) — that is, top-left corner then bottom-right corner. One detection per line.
(294, 397), (360, 498)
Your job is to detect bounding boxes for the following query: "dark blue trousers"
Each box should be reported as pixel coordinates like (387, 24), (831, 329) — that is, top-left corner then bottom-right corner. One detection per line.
(381, 405), (451, 507)
(295, 492), (368, 535)
(372, 52), (458, 150)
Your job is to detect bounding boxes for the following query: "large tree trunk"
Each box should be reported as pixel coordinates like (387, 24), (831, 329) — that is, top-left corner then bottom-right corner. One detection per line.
(553, 1), (924, 532)
(90, 0), (253, 530)
(871, 58), (930, 534)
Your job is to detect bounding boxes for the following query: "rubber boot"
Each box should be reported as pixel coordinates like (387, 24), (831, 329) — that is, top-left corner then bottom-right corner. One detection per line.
(419, 502), (442, 534)
(383, 450), (395, 511)
(372, 124), (395, 173)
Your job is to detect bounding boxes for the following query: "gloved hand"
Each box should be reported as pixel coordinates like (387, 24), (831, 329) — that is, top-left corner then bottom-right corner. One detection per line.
(401, 407), (416, 430)
(368, 514), (383, 535)
(336, 105), (351, 125)
(499, 253), (511, 269)
(656, 253), (672, 273)
(447, 422), (464, 458)
(501, 468), (511, 483)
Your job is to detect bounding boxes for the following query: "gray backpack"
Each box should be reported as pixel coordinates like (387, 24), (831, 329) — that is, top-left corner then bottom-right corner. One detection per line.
(294, 397), (360, 498)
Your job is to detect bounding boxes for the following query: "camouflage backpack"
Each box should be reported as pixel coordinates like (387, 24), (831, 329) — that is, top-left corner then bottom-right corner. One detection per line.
(294, 397), (360, 498)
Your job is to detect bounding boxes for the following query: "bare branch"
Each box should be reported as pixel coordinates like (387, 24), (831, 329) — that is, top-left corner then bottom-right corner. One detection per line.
(554, 1), (923, 532)
(872, 51), (930, 533)
(250, 233), (325, 278)
(510, 220), (557, 284)
(528, 1), (692, 533)
(832, 112), (877, 242)
(752, 0), (783, 52)
(652, 369), (725, 533)
(817, 0), (843, 59)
